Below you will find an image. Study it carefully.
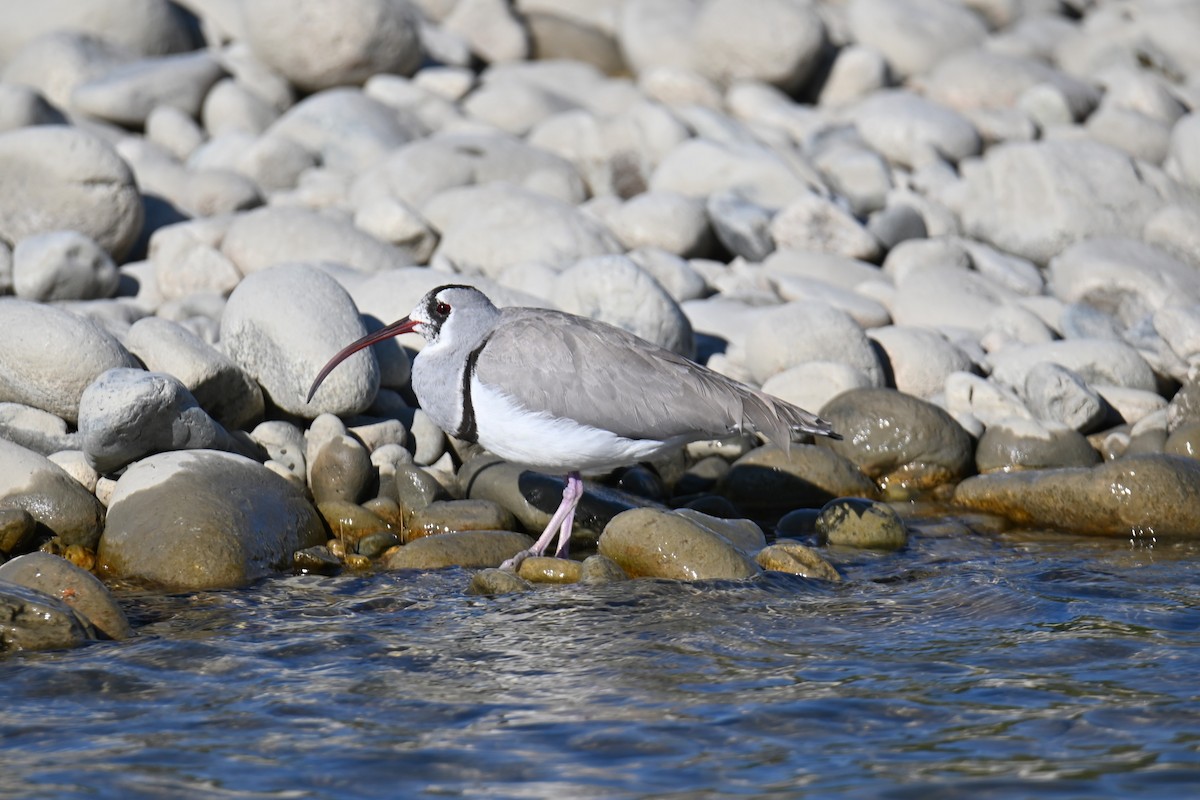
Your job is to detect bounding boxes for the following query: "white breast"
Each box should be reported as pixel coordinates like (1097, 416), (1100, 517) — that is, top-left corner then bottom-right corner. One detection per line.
(470, 377), (692, 473)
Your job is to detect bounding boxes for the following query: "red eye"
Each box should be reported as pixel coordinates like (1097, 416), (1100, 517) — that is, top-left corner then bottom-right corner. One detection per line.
(436, 302), (451, 316)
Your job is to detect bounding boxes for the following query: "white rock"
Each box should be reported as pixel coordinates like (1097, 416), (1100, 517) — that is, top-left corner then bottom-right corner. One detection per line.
(0, 300), (138, 423)
(848, 90), (982, 168)
(1094, 385), (1168, 427)
(627, 248), (708, 303)
(351, 131), (587, 211)
(891, 266), (1017, 333)
(442, 0), (529, 63)
(423, 182), (620, 276)
(958, 139), (1179, 265)
(869, 326), (975, 399)
(552, 255), (694, 357)
(71, 51), (225, 126)
(769, 191), (881, 262)
(762, 248), (885, 291)
(818, 44), (889, 107)
(145, 103), (206, 160)
(148, 221), (243, 301)
(1154, 305), (1200, 364)
(221, 264), (380, 417)
(761, 361), (875, 415)
(0, 402), (77, 456)
(0, 126), (143, 261)
(221, 206), (411, 276)
(353, 197), (438, 264)
(771, 274), (890, 329)
(201, 77), (279, 137)
(607, 191), (712, 257)
(705, 190), (774, 261)
(47, 450), (99, 494)
(125, 317), (265, 431)
(12, 230), (119, 302)
(251, 419), (308, 484)
(1047, 237), (1200, 327)
(78, 368), (250, 474)
(989, 340), (1158, 393)
(943, 371), (1032, 427)
(265, 87), (425, 172)
(845, 0), (986, 79)
(1021, 362), (1106, 432)
(243, 0), (421, 91)
(651, 138), (821, 208)
(742, 301), (884, 386)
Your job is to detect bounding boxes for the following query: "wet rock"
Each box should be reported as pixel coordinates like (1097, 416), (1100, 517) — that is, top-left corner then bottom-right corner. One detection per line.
(406, 499), (515, 542)
(953, 454), (1200, 539)
(317, 501), (391, 550)
(1166, 422), (1200, 460)
(976, 418), (1100, 473)
(384, 530), (534, 570)
(125, 317), (265, 431)
(820, 388), (975, 496)
(598, 507), (761, 581)
(815, 497), (908, 550)
(755, 541), (841, 581)
(0, 126), (143, 260)
(394, 463), (449, 512)
(221, 263), (381, 417)
(357, 529), (401, 558)
(517, 556), (582, 584)
(0, 300), (139, 424)
(0, 439), (104, 549)
(718, 444), (878, 519)
(309, 435), (374, 505)
(0, 508), (36, 556)
(78, 368), (254, 474)
(293, 545), (342, 576)
(460, 454), (661, 550)
(469, 567), (533, 595)
(12, 230), (119, 302)
(99, 450), (327, 589)
(670, 509), (765, 554)
(579, 553), (629, 584)
(0, 581), (96, 653)
(0, 552), (132, 640)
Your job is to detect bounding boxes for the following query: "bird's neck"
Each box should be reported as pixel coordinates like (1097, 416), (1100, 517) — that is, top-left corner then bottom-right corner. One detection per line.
(410, 326), (490, 441)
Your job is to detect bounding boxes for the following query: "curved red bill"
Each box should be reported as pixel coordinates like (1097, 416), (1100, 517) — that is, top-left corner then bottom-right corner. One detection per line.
(306, 317), (419, 403)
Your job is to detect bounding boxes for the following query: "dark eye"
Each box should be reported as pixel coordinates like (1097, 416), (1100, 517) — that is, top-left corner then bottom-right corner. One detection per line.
(435, 302), (451, 316)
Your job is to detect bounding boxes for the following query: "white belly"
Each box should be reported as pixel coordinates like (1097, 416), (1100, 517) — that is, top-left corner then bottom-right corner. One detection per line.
(470, 378), (690, 473)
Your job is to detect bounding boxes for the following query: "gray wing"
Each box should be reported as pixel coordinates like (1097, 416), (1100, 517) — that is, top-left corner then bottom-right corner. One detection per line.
(473, 308), (838, 444)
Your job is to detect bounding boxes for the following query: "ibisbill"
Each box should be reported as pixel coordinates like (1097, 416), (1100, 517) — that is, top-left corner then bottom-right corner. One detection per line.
(307, 284), (841, 571)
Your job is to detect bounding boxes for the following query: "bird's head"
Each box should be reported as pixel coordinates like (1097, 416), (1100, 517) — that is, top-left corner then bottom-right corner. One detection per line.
(306, 284), (497, 403)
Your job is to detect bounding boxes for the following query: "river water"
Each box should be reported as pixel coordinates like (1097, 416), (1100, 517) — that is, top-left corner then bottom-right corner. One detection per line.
(2, 527), (1199, 799)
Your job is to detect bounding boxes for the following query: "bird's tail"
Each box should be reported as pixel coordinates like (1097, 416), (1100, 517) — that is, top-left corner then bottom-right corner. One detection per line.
(741, 389), (843, 449)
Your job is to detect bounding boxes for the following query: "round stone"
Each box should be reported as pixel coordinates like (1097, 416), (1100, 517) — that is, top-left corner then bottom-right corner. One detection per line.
(814, 497), (908, 550)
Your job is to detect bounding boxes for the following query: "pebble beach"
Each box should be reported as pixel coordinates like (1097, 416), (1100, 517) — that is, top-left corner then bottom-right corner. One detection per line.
(2, 0), (1200, 637)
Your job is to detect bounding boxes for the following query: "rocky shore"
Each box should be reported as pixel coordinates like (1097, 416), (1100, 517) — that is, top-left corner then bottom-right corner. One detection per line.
(2, 0), (1200, 651)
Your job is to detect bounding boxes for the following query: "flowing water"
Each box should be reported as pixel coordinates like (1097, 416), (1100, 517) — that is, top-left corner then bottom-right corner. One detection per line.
(3, 528), (1199, 799)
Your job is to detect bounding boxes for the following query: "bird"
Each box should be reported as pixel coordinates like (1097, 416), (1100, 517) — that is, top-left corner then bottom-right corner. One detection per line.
(307, 284), (842, 571)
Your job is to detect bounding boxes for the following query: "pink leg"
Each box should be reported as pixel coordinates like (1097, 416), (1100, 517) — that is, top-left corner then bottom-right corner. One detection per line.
(500, 472), (583, 572)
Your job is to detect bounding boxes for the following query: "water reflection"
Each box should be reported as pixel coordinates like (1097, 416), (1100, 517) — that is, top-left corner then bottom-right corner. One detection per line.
(1, 534), (1199, 799)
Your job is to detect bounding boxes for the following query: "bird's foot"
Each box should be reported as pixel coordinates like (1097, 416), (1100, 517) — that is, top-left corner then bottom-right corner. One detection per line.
(500, 549), (534, 573)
